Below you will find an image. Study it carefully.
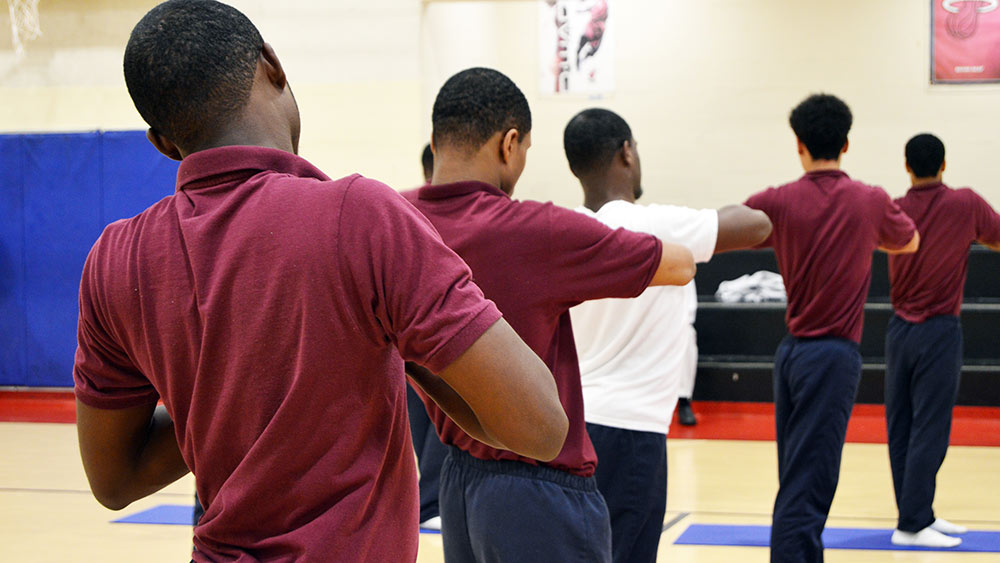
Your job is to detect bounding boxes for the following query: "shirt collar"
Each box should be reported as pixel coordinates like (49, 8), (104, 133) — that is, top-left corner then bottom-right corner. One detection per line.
(416, 180), (509, 201)
(176, 146), (331, 192)
(804, 169), (849, 180)
(909, 180), (945, 192)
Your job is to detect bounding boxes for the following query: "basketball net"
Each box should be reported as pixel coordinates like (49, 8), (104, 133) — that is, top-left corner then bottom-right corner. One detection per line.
(7, 0), (41, 60)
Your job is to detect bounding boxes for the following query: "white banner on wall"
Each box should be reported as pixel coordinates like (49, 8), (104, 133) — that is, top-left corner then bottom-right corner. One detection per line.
(539, 0), (615, 95)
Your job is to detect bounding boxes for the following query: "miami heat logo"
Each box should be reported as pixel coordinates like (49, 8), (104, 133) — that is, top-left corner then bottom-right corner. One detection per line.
(943, 0), (998, 39)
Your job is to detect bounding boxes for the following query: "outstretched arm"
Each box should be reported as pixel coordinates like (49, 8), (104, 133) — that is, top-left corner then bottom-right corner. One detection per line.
(714, 205), (773, 253)
(417, 318), (568, 462)
(76, 401), (189, 510)
(879, 231), (920, 254)
(648, 241), (696, 287)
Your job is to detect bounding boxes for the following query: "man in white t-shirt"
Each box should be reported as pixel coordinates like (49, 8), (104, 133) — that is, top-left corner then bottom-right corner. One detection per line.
(565, 108), (772, 563)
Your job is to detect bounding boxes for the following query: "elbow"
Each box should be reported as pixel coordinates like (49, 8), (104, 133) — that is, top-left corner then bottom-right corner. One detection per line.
(532, 409), (569, 462)
(91, 487), (133, 511)
(751, 212), (773, 246)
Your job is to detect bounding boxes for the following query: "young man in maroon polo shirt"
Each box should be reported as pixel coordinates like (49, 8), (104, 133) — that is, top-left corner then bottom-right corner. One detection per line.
(885, 133), (1000, 548)
(72, 2), (568, 561)
(744, 93), (919, 563)
(408, 68), (695, 563)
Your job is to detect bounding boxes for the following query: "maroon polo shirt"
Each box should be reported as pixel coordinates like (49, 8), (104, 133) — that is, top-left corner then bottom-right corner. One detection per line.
(73, 146), (501, 562)
(745, 170), (916, 343)
(889, 182), (1000, 322)
(408, 181), (663, 477)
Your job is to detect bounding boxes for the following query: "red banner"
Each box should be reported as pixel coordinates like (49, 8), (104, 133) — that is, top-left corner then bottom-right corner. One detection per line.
(933, 0), (1000, 83)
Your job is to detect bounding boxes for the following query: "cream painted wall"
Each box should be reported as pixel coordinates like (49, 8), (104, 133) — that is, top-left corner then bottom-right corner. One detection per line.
(0, 0), (425, 189)
(2, 1), (998, 207)
(422, 0), (1000, 210)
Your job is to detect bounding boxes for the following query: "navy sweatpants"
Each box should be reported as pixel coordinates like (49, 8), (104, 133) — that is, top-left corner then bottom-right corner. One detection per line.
(885, 314), (962, 533)
(770, 336), (861, 563)
(439, 447), (612, 563)
(406, 384), (448, 523)
(586, 423), (667, 563)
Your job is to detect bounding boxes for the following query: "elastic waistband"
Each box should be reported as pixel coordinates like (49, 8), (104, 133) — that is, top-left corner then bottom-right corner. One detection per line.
(446, 447), (597, 492)
(782, 334), (859, 349)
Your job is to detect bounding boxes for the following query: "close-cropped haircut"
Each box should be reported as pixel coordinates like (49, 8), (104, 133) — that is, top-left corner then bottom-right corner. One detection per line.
(905, 133), (945, 178)
(789, 94), (853, 161)
(123, 0), (264, 149)
(432, 68), (532, 151)
(563, 108), (633, 176)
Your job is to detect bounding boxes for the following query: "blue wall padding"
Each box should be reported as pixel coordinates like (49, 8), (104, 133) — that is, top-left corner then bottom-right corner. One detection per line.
(0, 131), (179, 387)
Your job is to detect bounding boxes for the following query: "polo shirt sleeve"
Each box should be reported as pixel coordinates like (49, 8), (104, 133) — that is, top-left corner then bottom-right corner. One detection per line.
(643, 205), (718, 263)
(967, 189), (1000, 245)
(875, 188), (917, 249)
(538, 203), (662, 307)
(74, 236), (160, 410)
(744, 188), (777, 248)
(339, 178), (502, 374)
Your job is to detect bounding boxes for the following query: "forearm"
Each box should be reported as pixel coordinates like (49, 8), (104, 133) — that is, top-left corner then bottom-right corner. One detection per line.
(124, 406), (190, 503)
(405, 363), (507, 450)
(77, 401), (189, 510)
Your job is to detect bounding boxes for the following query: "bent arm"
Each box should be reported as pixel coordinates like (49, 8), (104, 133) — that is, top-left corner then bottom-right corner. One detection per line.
(714, 205), (773, 253)
(879, 231), (920, 254)
(76, 401), (189, 510)
(405, 363), (505, 450)
(430, 319), (568, 462)
(648, 241), (696, 287)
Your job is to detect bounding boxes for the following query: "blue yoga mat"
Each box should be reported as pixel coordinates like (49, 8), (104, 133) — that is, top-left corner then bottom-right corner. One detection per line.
(115, 504), (445, 534)
(674, 524), (1000, 552)
(113, 504), (193, 526)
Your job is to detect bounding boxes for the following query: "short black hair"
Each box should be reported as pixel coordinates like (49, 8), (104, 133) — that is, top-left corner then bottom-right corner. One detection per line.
(123, 0), (264, 149)
(421, 143), (433, 178)
(563, 108), (632, 176)
(432, 67), (532, 151)
(905, 133), (945, 178)
(789, 94), (853, 161)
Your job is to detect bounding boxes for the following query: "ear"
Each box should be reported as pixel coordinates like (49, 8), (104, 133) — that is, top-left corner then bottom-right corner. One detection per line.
(905, 162), (912, 174)
(796, 138), (805, 155)
(146, 128), (183, 161)
(621, 139), (635, 167)
(259, 42), (288, 91)
(940, 159), (946, 174)
(841, 138), (850, 155)
(499, 128), (519, 164)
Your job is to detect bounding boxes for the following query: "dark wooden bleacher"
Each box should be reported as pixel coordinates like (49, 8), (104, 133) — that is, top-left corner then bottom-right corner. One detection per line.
(692, 245), (999, 406)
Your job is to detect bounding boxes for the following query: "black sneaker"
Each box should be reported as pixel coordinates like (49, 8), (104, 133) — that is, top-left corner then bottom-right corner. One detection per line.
(677, 398), (697, 426)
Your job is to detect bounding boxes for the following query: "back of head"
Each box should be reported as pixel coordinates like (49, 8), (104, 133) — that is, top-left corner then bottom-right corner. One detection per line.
(124, 0), (263, 151)
(905, 133), (945, 178)
(431, 67), (532, 152)
(789, 94), (853, 161)
(563, 108), (632, 177)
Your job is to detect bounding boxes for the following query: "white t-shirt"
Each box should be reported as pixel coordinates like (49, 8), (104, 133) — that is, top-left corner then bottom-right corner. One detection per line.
(571, 200), (717, 434)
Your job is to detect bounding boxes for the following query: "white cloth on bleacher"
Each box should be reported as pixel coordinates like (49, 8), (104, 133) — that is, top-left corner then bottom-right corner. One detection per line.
(715, 270), (786, 303)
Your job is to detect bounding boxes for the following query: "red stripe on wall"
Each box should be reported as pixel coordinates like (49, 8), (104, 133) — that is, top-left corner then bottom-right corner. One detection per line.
(2, 392), (998, 448)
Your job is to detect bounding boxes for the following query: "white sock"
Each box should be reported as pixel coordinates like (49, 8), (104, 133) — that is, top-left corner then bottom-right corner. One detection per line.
(891, 527), (962, 548)
(930, 518), (968, 535)
(419, 515), (441, 531)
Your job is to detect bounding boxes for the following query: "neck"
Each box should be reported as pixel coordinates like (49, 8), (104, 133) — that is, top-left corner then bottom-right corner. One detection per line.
(911, 175), (942, 188)
(580, 171), (634, 212)
(431, 146), (508, 194)
(802, 158), (841, 172)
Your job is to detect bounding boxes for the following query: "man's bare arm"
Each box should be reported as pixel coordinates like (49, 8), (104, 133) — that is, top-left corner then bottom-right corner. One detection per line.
(405, 363), (506, 450)
(76, 401), (189, 510)
(428, 318), (567, 462)
(715, 205), (773, 253)
(648, 241), (696, 287)
(879, 231), (920, 254)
